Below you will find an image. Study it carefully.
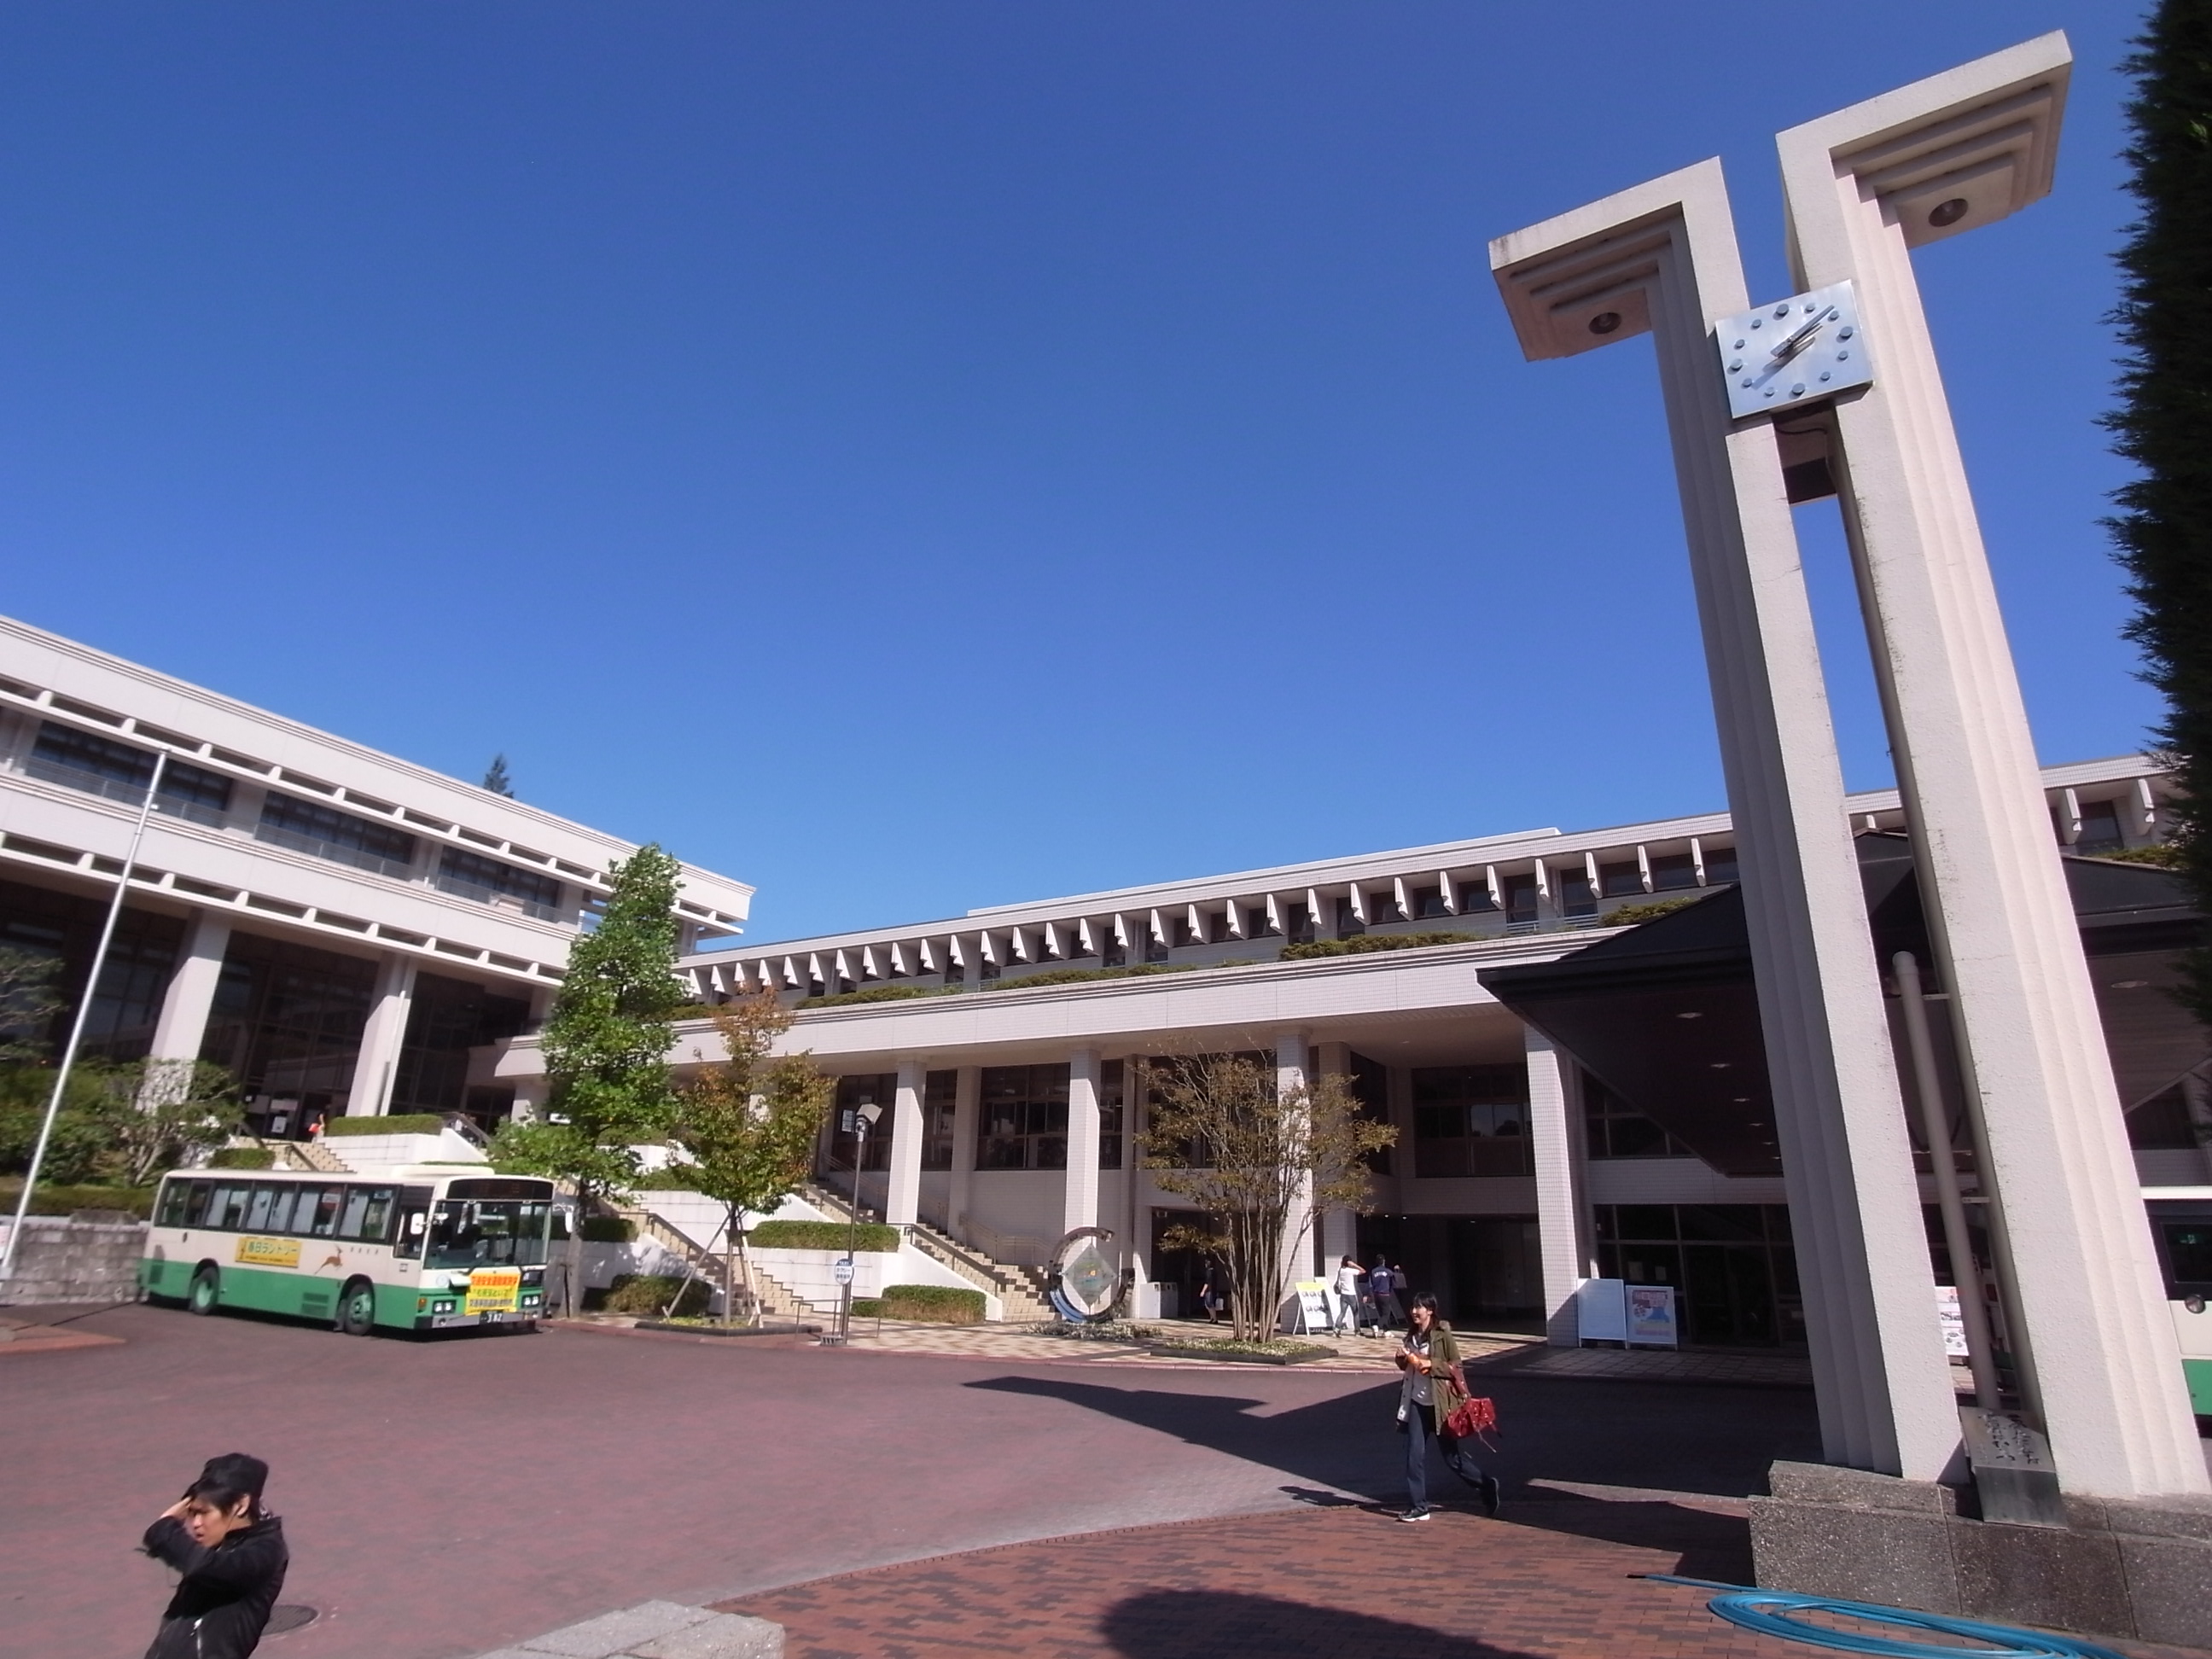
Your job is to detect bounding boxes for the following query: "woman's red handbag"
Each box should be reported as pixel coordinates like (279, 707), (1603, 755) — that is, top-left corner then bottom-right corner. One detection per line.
(1444, 1393), (1499, 1447)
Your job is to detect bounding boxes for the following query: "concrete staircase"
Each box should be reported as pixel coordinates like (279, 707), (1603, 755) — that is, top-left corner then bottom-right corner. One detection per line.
(616, 1203), (818, 1325)
(798, 1181), (1057, 1323)
(274, 1140), (350, 1174)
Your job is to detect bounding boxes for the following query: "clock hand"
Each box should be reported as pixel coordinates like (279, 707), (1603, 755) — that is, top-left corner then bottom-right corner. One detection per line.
(1769, 305), (1837, 364)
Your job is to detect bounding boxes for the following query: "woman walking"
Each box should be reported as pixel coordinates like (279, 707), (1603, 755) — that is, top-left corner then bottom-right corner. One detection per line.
(1392, 1293), (1501, 1523)
(142, 1452), (288, 1659)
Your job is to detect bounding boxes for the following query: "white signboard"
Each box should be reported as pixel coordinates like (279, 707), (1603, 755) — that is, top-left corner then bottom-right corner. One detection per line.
(832, 1257), (855, 1286)
(1576, 1278), (1627, 1343)
(1626, 1284), (1679, 1348)
(1292, 1279), (1331, 1335)
(1936, 1284), (1968, 1359)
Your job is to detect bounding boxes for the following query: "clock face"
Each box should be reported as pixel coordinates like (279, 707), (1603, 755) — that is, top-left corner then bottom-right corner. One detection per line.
(1711, 280), (1872, 421)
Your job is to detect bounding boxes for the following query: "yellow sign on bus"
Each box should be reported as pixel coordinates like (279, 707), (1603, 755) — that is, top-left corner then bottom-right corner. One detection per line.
(466, 1267), (521, 1315)
(236, 1236), (300, 1268)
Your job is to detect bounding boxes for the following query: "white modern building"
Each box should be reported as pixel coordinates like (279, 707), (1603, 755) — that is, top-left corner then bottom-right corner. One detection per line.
(0, 614), (753, 1137)
(493, 749), (2202, 1357)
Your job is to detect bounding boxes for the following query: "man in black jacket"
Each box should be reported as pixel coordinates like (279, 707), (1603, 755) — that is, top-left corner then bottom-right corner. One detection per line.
(142, 1452), (288, 1659)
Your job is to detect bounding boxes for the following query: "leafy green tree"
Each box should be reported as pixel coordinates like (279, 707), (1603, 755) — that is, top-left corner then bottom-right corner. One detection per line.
(98, 1059), (242, 1185)
(1141, 1055), (1396, 1342)
(492, 845), (686, 1315)
(670, 989), (833, 1326)
(0, 1065), (113, 1184)
(2107, 1), (2212, 1023)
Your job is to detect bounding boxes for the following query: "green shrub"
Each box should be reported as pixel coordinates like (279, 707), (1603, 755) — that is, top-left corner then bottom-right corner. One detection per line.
(747, 1219), (899, 1252)
(580, 1215), (636, 1243)
(849, 1297), (884, 1318)
(206, 1147), (274, 1169)
(1600, 896), (1703, 927)
(799, 984), (949, 1009)
(876, 1284), (986, 1324)
(0, 1179), (155, 1217)
(636, 1165), (704, 1190)
(2092, 842), (2185, 868)
(987, 963), (1196, 991)
(322, 1114), (445, 1138)
(1280, 931), (1476, 961)
(594, 1273), (711, 1317)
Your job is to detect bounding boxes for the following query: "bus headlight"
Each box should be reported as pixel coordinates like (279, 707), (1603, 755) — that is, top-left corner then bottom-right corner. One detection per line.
(432, 1299), (457, 1314)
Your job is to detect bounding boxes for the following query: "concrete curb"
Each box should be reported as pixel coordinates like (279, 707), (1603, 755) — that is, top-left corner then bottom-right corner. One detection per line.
(471, 1600), (782, 1659)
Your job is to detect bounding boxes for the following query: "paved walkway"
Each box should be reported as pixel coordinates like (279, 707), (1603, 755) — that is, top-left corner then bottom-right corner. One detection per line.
(835, 1319), (1539, 1373)
(716, 1500), (2208, 1659)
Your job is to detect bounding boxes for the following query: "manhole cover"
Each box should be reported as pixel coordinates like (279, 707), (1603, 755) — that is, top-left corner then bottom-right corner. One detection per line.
(266, 1604), (319, 1636)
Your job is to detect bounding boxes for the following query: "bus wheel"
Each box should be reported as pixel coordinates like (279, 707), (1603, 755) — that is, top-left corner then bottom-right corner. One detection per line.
(338, 1278), (377, 1336)
(189, 1267), (220, 1316)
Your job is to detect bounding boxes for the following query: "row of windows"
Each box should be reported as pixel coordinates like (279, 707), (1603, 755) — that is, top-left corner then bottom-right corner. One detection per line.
(29, 722), (235, 825)
(158, 1177), (400, 1243)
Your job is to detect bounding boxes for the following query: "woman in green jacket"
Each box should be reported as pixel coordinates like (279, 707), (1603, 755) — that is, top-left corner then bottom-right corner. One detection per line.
(1393, 1292), (1501, 1522)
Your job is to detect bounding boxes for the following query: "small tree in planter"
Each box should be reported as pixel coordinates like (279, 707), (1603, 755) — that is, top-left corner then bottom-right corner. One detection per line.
(1141, 1054), (1396, 1342)
(97, 1059), (242, 1185)
(492, 845), (686, 1317)
(669, 989), (832, 1326)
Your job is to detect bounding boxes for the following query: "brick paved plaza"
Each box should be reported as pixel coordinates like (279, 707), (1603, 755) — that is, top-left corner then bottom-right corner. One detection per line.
(4, 1303), (2193, 1658)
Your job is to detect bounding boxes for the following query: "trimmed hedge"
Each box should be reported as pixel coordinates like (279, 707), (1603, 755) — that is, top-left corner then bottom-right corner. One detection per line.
(593, 1273), (710, 1317)
(207, 1147), (275, 1169)
(322, 1114), (445, 1138)
(580, 1216), (636, 1243)
(0, 1180), (155, 1218)
(876, 1284), (986, 1324)
(1599, 896), (1703, 927)
(748, 1219), (899, 1252)
(800, 984), (950, 1009)
(1280, 931), (1476, 961)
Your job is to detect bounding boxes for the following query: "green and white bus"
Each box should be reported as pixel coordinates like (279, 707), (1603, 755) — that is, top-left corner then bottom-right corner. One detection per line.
(141, 1167), (556, 1335)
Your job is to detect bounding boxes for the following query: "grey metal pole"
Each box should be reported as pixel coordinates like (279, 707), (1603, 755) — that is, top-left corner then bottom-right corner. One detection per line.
(1893, 950), (2003, 1411)
(1, 752), (169, 1287)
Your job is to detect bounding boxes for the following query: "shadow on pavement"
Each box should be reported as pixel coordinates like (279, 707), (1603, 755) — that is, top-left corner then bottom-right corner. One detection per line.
(1100, 1588), (1544, 1659)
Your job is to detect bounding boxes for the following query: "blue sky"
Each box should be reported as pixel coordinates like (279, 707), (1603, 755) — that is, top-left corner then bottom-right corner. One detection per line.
(0, 3), (2156, 944)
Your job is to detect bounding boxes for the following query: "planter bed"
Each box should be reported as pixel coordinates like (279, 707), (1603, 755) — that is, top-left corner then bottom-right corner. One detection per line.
(1144, 1340), (1333, 1365)
(636, 1319), (823, 1337)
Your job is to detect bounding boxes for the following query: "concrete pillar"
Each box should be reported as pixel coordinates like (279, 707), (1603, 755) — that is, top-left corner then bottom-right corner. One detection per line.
(1276, 1031), (1313, 1294)
(1524, 1024), (1583, 1347)
(1313, 1041), (1359, 1269)
(1063, 1048), (1102, 1237)
(1125, 1057), (1150, 1284)
(1493, 162), (1960, 1479)
(345, 955), (415, 1117)
(148, 912), (230, 1062)
(885, 1058), (925, 1226)
(1778, 39), (2209, 1497)
(947, 1064), (981, 1237)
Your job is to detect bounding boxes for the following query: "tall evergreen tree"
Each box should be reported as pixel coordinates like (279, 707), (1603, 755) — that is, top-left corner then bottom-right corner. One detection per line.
(482, 754), (515, 798)
(493, 844), (685, 1315)
(2108, 1), (2212, 1025)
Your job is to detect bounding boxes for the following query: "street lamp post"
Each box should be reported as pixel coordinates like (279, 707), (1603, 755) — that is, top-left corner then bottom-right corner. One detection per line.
(829, 1097), (881, 1346)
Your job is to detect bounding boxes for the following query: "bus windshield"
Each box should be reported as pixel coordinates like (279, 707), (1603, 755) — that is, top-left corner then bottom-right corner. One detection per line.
(424, 1199), (552, 1269)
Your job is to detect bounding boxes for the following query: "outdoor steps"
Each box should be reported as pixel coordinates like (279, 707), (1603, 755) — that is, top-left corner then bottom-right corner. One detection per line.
(274, 1141), (350, 1174)
(798, 1182), (1056, 1323)
(619, 1205), (817, 1324)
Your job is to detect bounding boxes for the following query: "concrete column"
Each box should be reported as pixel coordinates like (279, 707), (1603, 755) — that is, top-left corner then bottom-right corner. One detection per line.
(885, 1058), (925, 1226)
(1063, 1048), (1102, 1237)
(345, 955), (415, 1117)
(1524, 1024), (1583, 1347)
(1125, 1057), (1150, 1284)
(1778, 42), (2209, 1497)
(148, 912), (230, 1062)
(1313, 1041), (1359, 1269)
(947, 1065), (981, 1237)
(1493, 162), (1959, 1479)
(1276, 1031), (1313, 1295)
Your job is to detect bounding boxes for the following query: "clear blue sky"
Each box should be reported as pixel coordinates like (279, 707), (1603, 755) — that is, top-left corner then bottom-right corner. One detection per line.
(0, 3), (2156, 945)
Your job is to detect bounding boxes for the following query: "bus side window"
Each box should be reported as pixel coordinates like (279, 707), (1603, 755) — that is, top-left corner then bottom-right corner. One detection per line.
(267, 1187), (298, 1233)
(156, 1181), (190, 1228)
(394, 1208), (428, 1259)
(310, 1187), (344, 1237)
(182, 1181), (212, 1228)
(245, 1185), (275, 1231)
(346, 1188), (395, 1241)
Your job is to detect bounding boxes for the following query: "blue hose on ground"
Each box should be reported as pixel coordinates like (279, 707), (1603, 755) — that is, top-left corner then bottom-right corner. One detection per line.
(1639, 1575), (2128, 1659)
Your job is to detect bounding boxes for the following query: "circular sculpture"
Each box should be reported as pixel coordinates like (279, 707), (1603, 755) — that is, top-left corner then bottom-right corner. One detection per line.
(1047, 1226), (1120, 1321)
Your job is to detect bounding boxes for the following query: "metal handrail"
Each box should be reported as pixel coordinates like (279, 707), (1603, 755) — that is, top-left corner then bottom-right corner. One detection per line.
(22, 756), (228, 827)
(253, 822), (416, 880)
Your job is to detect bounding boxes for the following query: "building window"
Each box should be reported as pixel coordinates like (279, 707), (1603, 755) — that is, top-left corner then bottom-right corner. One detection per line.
(1350, 1050), (1392, 1175)
(2128, 1082), (2203, 1151)
(257, 794), (417, 878)
(1599, 861), (1644, 899)
(2075, 798), (2125, 854)
(1503, 874), (1540, 926)
(1173, 914), (1202, 947)
(434, 849), (567, 922)
(1287, 903), (1316, 945)
(390, 972), (533, 1124)
(1458, 881), (1497, 914)
(0, 876), (184, 1062)
(1101, 1059), (1125, 1169)
(200, 934), (380, 1135)
(1412, 886), (1450, 920)
(27, 721), (234, 826)
(1335, 898), (1365, 937)
(1101, 935), (1126, 968)
(978, 1063), (1070, 1169)
(923, 1070), (958, 1170)
(1557, 868), (1598, 918)
(1245, 905), (1278, 938)
(1144, 930), (1169, 964)
(1702, 845), (1740, 884)
(1583, 1071), (1691, 1159)
(1649, 853), (1699, 891)
(829, 1074), (896, 1171)
(1593, 1203), (1802, 1348)
(1412, 1064), (1533, 1177)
